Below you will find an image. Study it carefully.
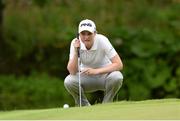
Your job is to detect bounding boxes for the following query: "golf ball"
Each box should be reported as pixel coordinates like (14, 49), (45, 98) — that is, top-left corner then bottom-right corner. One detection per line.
(63, 104), (69, 109)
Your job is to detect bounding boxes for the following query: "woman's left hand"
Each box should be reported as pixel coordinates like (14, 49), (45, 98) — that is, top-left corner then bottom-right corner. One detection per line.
(81, 68), (100, 75)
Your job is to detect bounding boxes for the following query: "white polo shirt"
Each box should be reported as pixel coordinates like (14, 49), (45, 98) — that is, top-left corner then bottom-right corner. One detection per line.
(69, 34), (117, 69)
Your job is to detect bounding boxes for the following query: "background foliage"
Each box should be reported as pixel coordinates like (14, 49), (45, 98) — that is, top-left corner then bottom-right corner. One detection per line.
(0, 0), (179, 110)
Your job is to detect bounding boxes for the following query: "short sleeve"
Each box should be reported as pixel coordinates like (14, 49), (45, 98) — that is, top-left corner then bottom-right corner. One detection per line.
(102, 37), (117, 59)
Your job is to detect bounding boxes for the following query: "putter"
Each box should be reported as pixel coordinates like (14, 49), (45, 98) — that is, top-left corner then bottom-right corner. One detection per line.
(77, 34), (82, 107)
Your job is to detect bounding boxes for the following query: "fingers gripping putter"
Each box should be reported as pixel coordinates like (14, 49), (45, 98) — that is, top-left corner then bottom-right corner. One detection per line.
(77, 34), (82, 107)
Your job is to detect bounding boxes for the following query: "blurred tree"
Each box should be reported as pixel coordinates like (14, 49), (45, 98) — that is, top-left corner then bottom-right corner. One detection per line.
(0, 0), (4, 42)
(0, 0), (179, 109)
(0, 0), (5, 60)
(32, 0), (50, 7)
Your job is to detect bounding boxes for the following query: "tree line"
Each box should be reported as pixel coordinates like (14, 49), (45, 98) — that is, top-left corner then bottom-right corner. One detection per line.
(0, 0), (179, 110)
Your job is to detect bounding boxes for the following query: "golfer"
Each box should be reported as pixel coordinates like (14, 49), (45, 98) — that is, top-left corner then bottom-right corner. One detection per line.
(64, 19), (123, 106)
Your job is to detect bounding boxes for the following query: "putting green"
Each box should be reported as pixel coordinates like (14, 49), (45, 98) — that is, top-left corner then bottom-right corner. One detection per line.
(0, 98), (179, 120)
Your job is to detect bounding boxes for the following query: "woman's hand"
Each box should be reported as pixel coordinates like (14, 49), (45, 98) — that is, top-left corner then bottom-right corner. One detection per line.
(81, 68), (100, 75)
(73, 39), (80, 51)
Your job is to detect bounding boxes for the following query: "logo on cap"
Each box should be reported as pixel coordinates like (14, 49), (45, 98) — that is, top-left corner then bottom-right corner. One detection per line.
(80, 23), (92, 27)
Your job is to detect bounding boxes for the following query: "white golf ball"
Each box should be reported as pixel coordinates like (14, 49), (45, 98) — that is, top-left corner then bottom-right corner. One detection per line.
(63, 104), (69, 109)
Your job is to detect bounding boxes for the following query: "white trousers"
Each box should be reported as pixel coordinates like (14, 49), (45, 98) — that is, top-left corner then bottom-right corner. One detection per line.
(64, 71), (123, 106)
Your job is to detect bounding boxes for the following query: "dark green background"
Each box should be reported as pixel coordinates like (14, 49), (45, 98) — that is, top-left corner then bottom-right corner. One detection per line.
(0, 0), (179, 110)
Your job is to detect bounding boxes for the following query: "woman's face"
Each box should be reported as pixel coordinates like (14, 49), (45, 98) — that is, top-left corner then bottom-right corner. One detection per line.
(80, 31), (96, 50)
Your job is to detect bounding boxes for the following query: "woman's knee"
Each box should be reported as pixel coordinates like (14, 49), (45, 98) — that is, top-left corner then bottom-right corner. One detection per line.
(64, 75), (72, 87)
(64, 75), (77, 88)
(108, 71), (123, 86)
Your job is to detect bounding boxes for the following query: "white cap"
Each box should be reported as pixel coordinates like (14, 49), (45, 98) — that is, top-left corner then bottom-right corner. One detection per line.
(78, 19), (96, 33)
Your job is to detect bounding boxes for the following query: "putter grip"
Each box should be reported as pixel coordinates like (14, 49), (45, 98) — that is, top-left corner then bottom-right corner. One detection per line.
(77, 47), (80, 57)
(77, 33), (80, 57)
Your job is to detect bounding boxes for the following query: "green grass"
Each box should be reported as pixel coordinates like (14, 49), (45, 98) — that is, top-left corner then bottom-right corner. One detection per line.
(0, 99), (179, 120)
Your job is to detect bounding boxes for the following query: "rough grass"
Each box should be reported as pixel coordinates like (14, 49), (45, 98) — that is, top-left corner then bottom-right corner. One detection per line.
(0, 98), (179, 120)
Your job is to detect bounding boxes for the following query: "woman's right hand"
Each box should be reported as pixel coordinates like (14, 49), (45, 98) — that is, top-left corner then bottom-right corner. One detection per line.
(73, 39), (80, 51)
